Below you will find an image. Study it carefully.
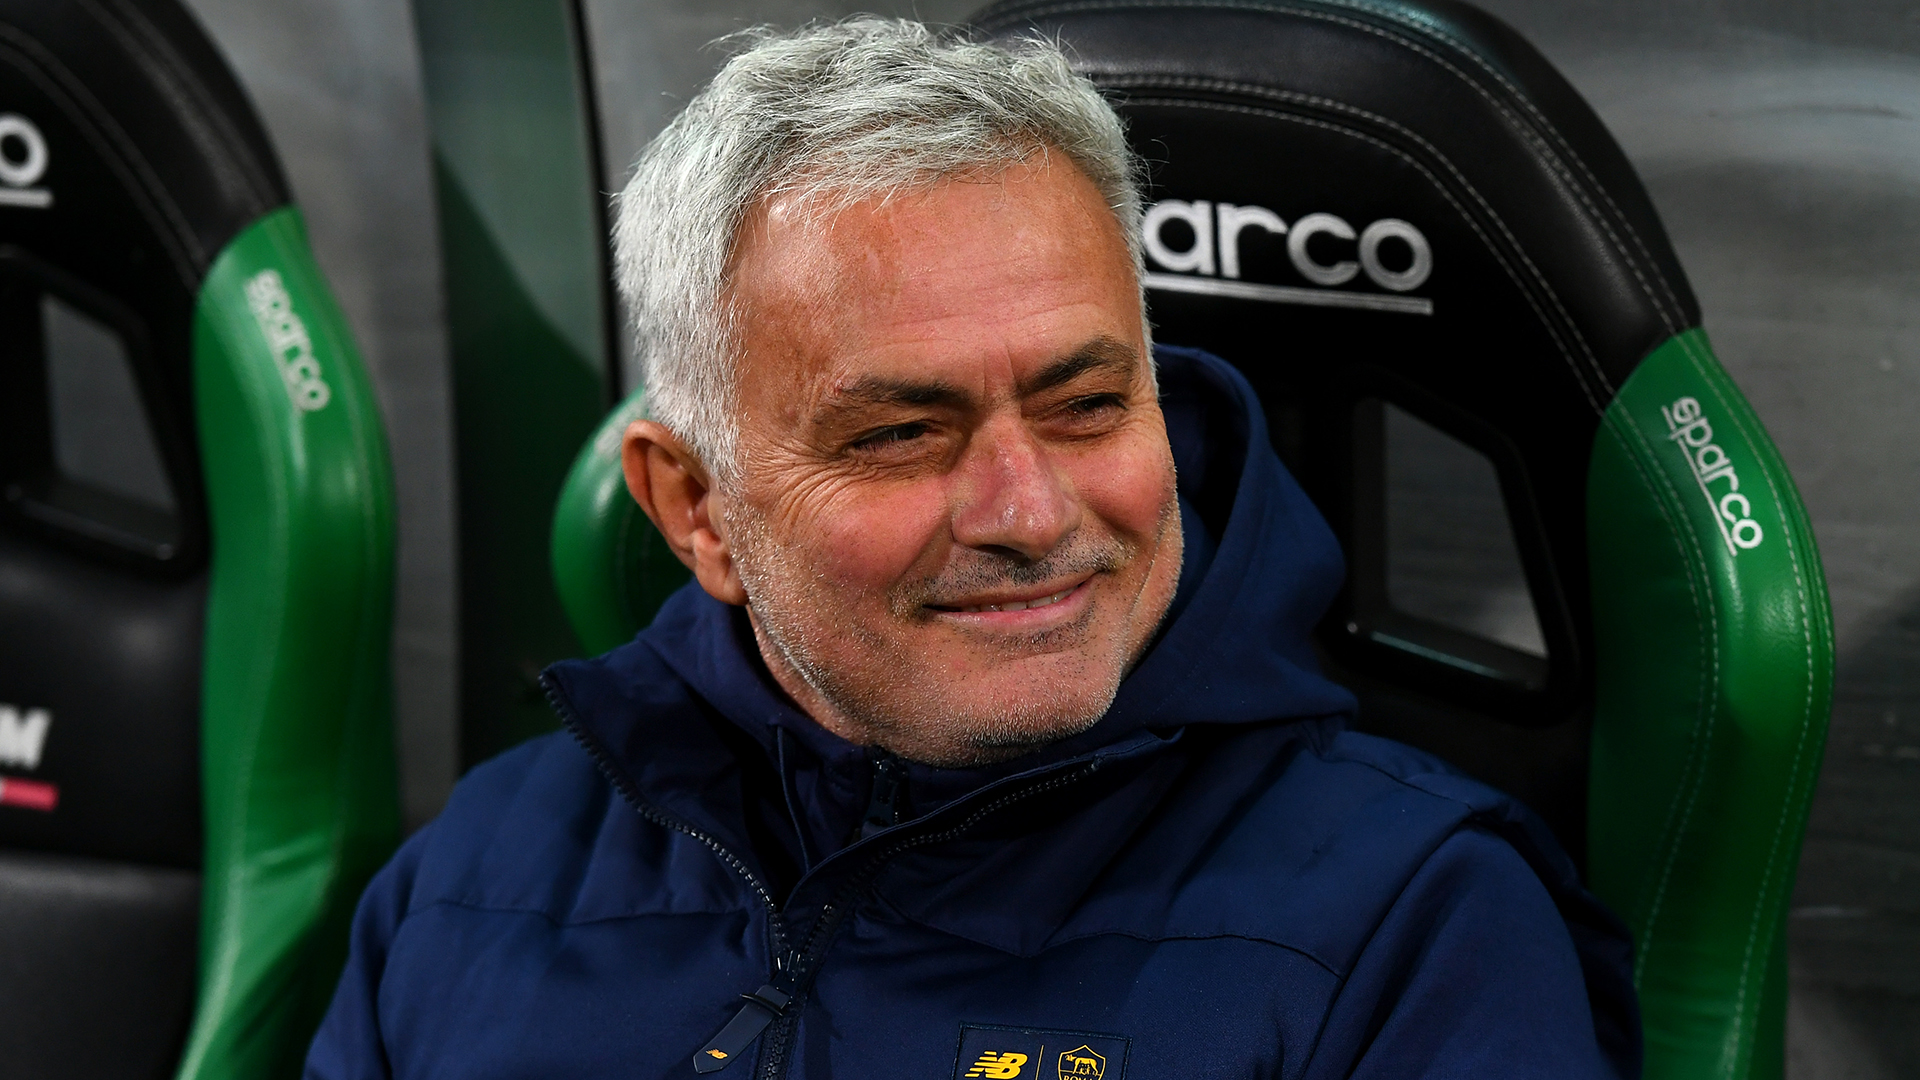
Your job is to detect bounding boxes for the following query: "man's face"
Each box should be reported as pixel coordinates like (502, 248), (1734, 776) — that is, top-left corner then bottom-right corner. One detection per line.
(716, 159), (1181, 765)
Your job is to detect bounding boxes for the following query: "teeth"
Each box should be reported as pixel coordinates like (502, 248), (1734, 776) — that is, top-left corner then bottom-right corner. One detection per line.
(958, 587), (1073, 614)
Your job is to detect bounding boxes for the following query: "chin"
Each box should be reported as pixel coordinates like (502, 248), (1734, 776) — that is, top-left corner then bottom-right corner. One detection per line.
(856, 631), (1143, 764)
(896, 683), (1118, 766)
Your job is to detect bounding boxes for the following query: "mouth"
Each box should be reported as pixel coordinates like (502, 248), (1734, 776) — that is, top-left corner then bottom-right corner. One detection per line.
(927, 577), (1091, 617)
(948, 586), (1076, 614)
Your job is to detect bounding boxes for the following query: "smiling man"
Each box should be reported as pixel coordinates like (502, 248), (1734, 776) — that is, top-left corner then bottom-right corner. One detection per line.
(645, 147), (1180, 767)
(308, 20), (1639, 1080)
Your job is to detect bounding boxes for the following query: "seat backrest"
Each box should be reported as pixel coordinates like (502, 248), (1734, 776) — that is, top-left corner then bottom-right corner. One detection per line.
(550, 3), (1834, 1076)
(0, 2), (397, 1076)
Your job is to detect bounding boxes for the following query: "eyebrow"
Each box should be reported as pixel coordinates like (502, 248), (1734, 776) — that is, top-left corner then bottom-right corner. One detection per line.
(1019, 336), (1140, 395)
(828, 376), (971, 412)
(821, 336), (1142, 416)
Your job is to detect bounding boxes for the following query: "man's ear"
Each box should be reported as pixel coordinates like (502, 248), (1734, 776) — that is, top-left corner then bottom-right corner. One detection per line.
(622, 420), (748, 606)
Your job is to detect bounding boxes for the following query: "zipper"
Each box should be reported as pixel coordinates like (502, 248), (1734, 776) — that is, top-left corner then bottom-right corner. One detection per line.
(747, 761), (1102, 1080)
(694, 979), (793, 1073)
(543, 681), (791, 957)
(544, 672), (1103, 1080)
(857, 748), (908, 841)
(552, 699), (791, 941)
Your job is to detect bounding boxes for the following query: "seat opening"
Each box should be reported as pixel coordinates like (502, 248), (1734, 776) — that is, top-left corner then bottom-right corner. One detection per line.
(1384, 401), (1545, 659)
(1344, 397), (1551, 699)
(0, 259), (180, 564)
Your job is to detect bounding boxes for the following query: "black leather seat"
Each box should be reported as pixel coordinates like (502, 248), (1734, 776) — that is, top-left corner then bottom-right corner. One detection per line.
(0, 2), (398, 1076)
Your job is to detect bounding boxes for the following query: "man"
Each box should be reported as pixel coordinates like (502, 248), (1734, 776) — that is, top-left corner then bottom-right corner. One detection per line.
(308, 20), (1637, 1080)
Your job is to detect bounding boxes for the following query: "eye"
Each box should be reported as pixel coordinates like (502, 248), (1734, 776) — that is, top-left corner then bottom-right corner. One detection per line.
(1040, 392), (1129, 439)
(849, 421), (931, 450)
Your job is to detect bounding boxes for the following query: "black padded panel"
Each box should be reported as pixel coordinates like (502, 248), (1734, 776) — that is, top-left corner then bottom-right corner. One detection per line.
(0, 0), (288, 274)
(0, 0), (287, 871)
(0, 532), (204, 867)
(0, 850), (199, 1080)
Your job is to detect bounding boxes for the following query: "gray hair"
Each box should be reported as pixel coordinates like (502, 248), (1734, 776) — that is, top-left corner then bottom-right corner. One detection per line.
(612, 18), (1145, 480)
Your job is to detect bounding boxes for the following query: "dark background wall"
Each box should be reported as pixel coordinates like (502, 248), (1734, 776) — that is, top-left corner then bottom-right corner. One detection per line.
(178, 0), (1916, 1075)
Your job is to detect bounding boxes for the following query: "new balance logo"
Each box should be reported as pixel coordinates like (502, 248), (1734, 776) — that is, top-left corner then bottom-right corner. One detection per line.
(965, 1051), (1030, 1079)
(0, 704), (50, 770)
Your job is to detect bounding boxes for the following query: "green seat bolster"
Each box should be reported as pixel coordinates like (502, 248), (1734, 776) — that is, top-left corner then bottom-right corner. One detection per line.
(1587, 329), (1834, 1080)
(551, 388), (690, 656)
(181, 208), (400, 1080)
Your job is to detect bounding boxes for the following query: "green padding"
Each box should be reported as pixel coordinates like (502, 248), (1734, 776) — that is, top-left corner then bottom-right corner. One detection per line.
(1587, 330), (1833, 1080)
(181, 208), (399, 1080)
(551, 388), (690, 656)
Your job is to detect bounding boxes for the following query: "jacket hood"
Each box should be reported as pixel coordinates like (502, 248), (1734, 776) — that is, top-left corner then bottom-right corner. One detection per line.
(1100, 344), (1357, 734)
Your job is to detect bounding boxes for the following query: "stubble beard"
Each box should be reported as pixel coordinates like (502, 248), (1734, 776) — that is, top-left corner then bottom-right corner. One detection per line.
(723, 501), (1169, 766)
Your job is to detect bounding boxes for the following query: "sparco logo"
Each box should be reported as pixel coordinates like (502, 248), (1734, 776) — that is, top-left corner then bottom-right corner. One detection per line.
(0, 703), (50, 771)
(1141, 199), (1433, 316)
(1662, 395), (1764, 554)
(0, 113), (52, 209)
(246, 268), (332, 412)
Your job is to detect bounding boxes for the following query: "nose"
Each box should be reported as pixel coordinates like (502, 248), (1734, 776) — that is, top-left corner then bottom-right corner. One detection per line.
(950, 417), (1081, 560)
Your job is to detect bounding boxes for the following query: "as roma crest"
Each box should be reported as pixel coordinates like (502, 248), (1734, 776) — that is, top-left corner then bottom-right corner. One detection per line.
(1056, 1045), (1106, 1079)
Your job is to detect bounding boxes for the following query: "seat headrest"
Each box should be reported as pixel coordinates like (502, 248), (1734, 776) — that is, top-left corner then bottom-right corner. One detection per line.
(0, 0), (287, 283)
(976, 0), (1696, 379)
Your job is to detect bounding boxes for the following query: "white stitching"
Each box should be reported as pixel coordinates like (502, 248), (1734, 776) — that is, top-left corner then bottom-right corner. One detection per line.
(986, 0), (1688, 334)
(1120, 75), (1612, 406)
(1594, 369), (1719, 987)
(1313, 0), (1691, 326)
(1124, 94), (1605, 416)
(1673, 333), (1822, 1073)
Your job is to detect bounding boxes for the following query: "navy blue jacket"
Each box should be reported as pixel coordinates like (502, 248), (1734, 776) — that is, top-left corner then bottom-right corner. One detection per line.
(307, 347), (1639, 1080)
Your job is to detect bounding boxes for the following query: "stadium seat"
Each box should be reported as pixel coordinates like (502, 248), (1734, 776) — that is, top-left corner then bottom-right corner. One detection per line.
(551, 2), (1834, 1077)
(0, 1), (398, 1077)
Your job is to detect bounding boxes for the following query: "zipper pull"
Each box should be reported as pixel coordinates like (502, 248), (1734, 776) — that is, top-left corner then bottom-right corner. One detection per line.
(693, 982), (792, 1073)
(858, 749), (907, 840)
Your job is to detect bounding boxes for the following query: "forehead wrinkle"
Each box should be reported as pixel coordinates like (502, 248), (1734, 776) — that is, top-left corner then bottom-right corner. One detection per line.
(741, 165), (1130, 356)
